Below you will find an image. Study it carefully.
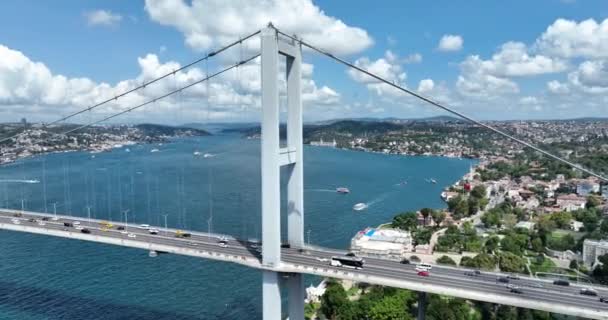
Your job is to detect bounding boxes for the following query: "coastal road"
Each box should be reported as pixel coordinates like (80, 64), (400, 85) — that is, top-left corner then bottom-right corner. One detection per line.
(0, 208), (607, 319)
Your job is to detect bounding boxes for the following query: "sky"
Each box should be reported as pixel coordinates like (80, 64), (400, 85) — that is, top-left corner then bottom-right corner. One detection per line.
(0, 0), (608, 124)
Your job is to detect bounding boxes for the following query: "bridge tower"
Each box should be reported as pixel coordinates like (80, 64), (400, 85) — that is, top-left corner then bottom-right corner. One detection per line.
(260, 24), (304, 320)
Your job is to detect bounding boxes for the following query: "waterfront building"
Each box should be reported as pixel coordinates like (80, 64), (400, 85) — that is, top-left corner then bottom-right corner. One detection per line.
(350, 227), (413, 259)
(310, 138), (337, 147)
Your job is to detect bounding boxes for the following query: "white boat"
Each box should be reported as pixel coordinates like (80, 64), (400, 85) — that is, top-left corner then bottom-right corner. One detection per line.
(430, 178), (437, 184)
(193, 151), (202, 156)
(148, 250), (158, 258)
(150, 149), (160, 153)
(336, 187), (350, 194)
(353, 203), (367, 211)
(203, 153), (215, 158)
(125, 148), (131, 153)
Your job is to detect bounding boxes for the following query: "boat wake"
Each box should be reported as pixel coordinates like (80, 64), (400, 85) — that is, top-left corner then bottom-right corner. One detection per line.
(305, 189), (336, 193)
(0, 179), (40, 184)
(364, 189), (399, 208)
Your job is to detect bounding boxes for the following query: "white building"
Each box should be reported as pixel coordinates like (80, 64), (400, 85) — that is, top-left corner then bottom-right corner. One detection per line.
(582, 239), (608, 267)
(556, 194), (587, 212)
(350, 227), (413, 259)
(305, 280), (327, 303)
(577, 180), (600, 197)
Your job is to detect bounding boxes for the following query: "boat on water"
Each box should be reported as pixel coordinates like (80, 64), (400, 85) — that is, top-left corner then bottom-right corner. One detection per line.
(203, 153), (215, 158)
(150, 148), (160, 153)
(353, 203), (367, 211)
(193, 151), (202, 156)
(336, 187), (350, 194)
(430, 178), (437, 184)
(125, 148), (131, 153)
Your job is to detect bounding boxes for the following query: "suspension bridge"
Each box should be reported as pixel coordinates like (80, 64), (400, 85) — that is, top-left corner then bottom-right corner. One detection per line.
(1, 24), (608, 320)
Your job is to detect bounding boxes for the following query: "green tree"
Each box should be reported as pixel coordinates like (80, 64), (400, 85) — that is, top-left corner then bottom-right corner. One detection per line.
(601, 220), (608, 235)
(481, 209), (501, 228)
(498, 252), (526, 273)
(437, 255), (457, 266)
(427, 296), (471, 320)
(586, 195), (601, 209)
(420, 208), (433, 226)
(485, 236), (500, 254)
(320, 280), (350, 320)
(496, 305), (518, 320)
(569, 259), (579, 270)
(431, 210), (446, 227)
(531, 237), (544, 253)
(414, 228), (432, 245)
(592, 254), (608, 285)
(550, 211), (573, 229)
(471, 185), (487, 199)
(367, 290), (414, 320)
(392, 212), (418, 231)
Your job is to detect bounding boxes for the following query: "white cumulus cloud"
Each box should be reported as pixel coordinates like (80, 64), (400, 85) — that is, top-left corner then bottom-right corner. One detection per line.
(536, 18), (608, 59)
(438, 34), (463, 52)
(84, 10), (123, 27)
(144, 0), (373, 55)
(0, 44), (341, 123)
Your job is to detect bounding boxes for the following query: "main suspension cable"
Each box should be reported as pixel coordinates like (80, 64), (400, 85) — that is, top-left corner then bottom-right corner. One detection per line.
(0, 30), (261, 144)
(60, 54), (259, 136)
(275, 29), (608, 182)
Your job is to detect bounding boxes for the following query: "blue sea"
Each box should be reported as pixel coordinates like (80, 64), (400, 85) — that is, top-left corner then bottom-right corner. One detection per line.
(0, 134), (475, 319)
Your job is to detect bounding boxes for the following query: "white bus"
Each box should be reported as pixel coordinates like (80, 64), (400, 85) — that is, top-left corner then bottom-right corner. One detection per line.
(330, 256), (365, 269)
(415, 263), (432, 272)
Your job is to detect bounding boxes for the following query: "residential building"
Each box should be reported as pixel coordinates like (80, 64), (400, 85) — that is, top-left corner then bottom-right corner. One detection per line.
(577, 180), (600, 197)
(556, 194), (586, 212)
(583, 239), (608, 267)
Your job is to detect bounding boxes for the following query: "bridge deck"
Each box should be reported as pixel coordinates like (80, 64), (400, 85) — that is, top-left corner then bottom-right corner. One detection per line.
(0, 209), (607, 319)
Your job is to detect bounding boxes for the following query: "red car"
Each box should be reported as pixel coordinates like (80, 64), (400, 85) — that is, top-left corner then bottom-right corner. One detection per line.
(417, 271), (430, 277)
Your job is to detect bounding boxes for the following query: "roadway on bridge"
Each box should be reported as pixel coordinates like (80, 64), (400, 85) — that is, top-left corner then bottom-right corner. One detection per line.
(0, 209), (607, 318)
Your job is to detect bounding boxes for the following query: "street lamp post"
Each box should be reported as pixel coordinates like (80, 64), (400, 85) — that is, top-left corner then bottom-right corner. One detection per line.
(162, 214), (168, 236)
(87, 206), (92, 227)
(307, 229), (311, 246)
(52, 203), (58, 221)
(123, 209), (130, 234)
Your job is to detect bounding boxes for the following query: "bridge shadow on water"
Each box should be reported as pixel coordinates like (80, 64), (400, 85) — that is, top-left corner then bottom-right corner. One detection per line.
(0, 280), (260, 320)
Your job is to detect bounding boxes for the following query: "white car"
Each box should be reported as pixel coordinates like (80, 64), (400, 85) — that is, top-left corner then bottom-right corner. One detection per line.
(73, 221), (81, 225)
(127, 233), (136, 238)
(37, 221), (46, 226)
(139, 224), (150, 230)
(11, 218), (20, 225)
(148, 228), (159, 235)
(315, 257), (329, 262)
(218, 242), (228, 248)
(74, 225), (84, 230)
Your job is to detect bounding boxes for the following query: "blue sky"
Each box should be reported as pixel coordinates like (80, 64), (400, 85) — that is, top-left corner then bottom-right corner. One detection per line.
(0, 0), (607, 123)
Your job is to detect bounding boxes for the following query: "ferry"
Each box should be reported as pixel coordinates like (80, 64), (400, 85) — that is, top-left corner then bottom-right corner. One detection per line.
(353, 203), (367, 211)
(336, 187), (350, 194)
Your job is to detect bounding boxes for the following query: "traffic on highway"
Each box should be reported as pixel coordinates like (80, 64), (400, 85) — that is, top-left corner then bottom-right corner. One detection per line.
(1, 209), (608, 318)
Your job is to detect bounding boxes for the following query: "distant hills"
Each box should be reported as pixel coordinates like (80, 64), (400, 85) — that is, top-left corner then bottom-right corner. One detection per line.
(135, 123), (211, 136)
